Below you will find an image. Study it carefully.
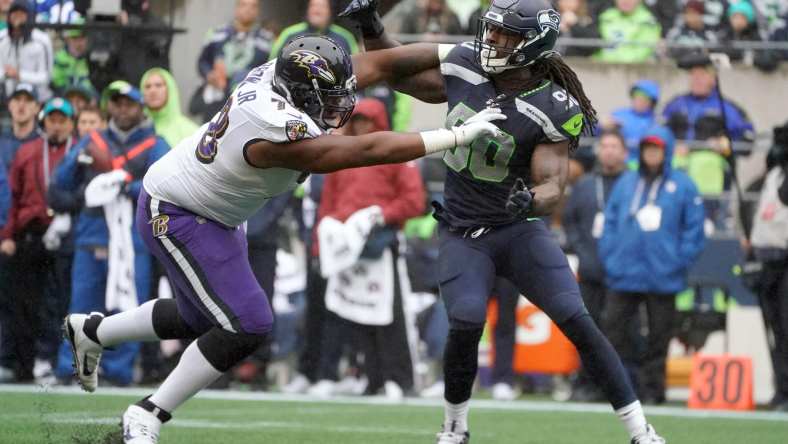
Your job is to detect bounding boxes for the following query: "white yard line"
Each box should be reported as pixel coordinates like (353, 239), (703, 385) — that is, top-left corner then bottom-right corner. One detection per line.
(2, 384), (787, 423)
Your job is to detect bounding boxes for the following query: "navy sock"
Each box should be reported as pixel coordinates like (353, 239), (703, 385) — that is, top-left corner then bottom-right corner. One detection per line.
(443, 326), (484, 404)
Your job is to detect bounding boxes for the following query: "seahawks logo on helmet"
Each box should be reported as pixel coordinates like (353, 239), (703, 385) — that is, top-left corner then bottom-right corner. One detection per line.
(289, 50), (337, 84)
(537, 10), (560, 32)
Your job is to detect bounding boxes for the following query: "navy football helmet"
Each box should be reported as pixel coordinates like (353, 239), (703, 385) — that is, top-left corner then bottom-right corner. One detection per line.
(274, 35), (357, 130)
(475, 0), (561, 74)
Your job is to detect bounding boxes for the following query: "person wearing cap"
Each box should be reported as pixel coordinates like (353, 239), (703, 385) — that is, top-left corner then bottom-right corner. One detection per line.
(665, 0), (720, 61)
(600, 125), (706, 405)
(718, 0), (765, 63)
(51, 80), (169, 386)
(0, 97), (74, 382)
(0, 83), (39, 167)
(662, 53), (754, 144)
(605, 79), (660, 168)
(63, 83), (97, 116)
(51, 17), (92, 96)
(0, 0), (53, 102)
(306, 98), (424, 398)
(269, 0), (357, 60)
(594, 0), (662, 64)
(140, 67), (198, 149)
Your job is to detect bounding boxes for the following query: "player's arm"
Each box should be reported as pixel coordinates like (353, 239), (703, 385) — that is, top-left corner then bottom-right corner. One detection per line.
(246, 108), (505, 173)
(528, 140), (571, 217)
(352, 44), (447, 104)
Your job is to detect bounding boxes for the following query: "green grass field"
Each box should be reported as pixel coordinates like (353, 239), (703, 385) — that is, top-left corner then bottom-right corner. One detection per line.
(1, 385), (786, 444)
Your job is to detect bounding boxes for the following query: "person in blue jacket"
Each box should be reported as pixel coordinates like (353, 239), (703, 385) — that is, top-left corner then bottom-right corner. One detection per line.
(663, 53), (754, 143)
(51, 81), (169, 385)
(599, 125), (706, 405)
(608, 79), (660, 168)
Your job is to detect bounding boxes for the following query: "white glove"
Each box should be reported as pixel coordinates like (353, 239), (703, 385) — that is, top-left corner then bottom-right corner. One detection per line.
(420, 107), (506, 155)
(84, 169), (129, 208)
(42, 213), (72, 251)
(452, 107), (507, 147)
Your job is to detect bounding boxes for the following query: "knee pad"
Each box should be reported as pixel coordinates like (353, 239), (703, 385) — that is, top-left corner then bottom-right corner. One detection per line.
(196, 327), (267, 373)
(152, 299), (200, 340)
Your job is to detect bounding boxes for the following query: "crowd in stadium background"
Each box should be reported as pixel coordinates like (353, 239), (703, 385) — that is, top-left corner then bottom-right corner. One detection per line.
(0, 0), (787, 415)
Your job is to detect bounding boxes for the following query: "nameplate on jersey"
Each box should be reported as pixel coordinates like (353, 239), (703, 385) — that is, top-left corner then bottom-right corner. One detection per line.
(286, 120), (308, 142)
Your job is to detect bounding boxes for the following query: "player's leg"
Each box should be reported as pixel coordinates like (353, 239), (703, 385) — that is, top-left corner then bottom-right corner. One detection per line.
(437, 226), (496, 443)
(502, 222), (663, 443)
(121, 192), (273, 443)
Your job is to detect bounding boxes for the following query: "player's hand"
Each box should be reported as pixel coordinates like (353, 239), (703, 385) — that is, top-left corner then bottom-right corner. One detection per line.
(0, 239), (16, 256)
(338, 0), (384, 39)
(452, 107), (506, 147)
(506, 178), (534, 219)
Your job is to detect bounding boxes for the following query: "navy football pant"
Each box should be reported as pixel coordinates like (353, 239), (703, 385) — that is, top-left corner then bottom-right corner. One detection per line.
(438, 220), (637, 409)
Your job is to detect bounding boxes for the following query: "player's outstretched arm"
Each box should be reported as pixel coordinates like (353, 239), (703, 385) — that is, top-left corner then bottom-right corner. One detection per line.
(352, 44), (447, 104)
(246, 108), (505, 173)
(528, 140), (571, 217)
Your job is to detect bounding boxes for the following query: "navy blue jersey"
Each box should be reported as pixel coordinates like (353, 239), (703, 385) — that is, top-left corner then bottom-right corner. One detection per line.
(437, 43), (584, 228)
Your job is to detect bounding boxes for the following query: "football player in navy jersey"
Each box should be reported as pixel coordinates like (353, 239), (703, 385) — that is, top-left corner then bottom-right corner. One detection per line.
(344, 1), (666, 443)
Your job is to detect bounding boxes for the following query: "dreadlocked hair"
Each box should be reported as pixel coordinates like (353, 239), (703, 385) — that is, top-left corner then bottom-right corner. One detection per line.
(529, 53), (598, 151)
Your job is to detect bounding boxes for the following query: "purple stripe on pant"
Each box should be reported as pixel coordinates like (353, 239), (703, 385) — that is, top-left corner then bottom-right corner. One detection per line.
(136, 188), (273, 335)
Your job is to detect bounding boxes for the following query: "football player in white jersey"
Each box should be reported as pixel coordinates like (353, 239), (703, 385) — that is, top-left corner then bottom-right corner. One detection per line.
(61, 35), (505, 444)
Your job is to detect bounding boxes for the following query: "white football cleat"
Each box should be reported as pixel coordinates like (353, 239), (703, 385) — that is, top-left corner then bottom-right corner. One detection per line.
(281, 373), (311, 394)
(631, 424), (666, 444)
(63, 312), (104, 392)
(491, 382), (517, 401)
(122, 405), (162, 444)
(436, 422), (470, 444)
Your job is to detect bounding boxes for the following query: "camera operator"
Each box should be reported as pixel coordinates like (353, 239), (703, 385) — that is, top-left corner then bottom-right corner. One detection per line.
(750, 121), (788, 411)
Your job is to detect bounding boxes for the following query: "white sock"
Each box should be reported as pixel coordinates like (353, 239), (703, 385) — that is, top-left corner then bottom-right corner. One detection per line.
(616, 400), (648, 440)
(443, 400), (469, 433)
(96, 300), (159, 347)
(148, 340), (223, 412)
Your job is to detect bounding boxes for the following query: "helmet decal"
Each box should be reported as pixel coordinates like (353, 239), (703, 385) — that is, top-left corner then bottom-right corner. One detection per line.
(289, 50), (337, 85)
(537, 10), (560, 32)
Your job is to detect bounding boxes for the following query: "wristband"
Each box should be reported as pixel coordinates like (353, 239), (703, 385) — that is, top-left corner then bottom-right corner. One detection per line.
(419, 129), (457, 155)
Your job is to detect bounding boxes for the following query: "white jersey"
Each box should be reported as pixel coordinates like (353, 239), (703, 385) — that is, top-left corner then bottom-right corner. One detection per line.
(143, 62), (324, 227)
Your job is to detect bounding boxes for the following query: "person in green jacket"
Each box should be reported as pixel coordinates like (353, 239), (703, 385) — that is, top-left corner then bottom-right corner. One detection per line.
(269, 0), (359, 59)
(51, 18), (92, 94)
(595, 0), (662, 64)
(140, 67), (199, 148)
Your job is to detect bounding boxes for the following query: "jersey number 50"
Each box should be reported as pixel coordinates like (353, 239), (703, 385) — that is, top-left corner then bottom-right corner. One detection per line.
(195, 97), (232, 164)
(443, 103), (515, 183)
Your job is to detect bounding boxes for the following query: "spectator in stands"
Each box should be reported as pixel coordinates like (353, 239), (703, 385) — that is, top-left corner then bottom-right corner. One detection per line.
(0, 97), (74, 383)
(0, 0), (10, 32)
(600, 126), (706, 404)
(0, 83), (39, 167)
(563, 129), (628, 401)
(0, 0), (53, 102)
(63, 83), (96, 116)
(606, 79), (660, 167)
(555, 0), (600, 57)
(718, 1), (765, 64)
(116, 0), (171, 85)
(270, 0), (358, 58)
(192, 0), (272, 123)
(141, 67), (198, 149)
(399, 0), (464, 37)
(664, 53), (754, 145)
(316, 98), (425, 398)
(666, 1), (720, 60)
(698, 0), (731, 32)
(769, 15), (788, 63)
(753, 0), (788, 36)
(75, 103), (105, 138)
(51, 17), (91, 95)
(643, 0), (680, 36)
(749, 122), (788, 412)
(595, 0), (662, 63)
(51, 81), (169, 386)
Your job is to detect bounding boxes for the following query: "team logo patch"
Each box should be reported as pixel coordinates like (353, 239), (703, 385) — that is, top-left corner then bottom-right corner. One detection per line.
(289, 50), (336, 84)
(537, 10), (561, 32)
(150, 214), (170, 238)
(286, 120), (308, 141)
